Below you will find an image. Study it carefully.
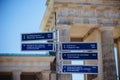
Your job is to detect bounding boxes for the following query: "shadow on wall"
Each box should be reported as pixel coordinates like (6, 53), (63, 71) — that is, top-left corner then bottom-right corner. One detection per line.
(0, 72), (42, 80)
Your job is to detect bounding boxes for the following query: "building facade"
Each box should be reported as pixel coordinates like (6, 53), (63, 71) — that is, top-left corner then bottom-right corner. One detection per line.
(41, 0), (120, 80)
(0, 54), (54, 80)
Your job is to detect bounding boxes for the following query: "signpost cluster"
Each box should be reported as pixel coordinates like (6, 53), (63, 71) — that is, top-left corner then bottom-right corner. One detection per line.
(21, 31), (98, 79)
(21, 32), (54, 51)
(60, 42), (98, 74)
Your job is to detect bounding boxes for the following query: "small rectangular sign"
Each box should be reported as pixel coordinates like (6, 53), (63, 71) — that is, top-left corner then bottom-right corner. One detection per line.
(62, 42), (97, 50)
(62, 52), (98, 60)
(21, 43), (54, 51)
(62, 65), (98, 74)
(22, 32), (53, 41)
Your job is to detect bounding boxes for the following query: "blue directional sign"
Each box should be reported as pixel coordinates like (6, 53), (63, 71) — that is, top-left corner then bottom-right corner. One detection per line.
(62, 65), (98, 74)
(62, 42), (97, 50)
(62, 52), (98, 60)
(22, 32), (53, 41)
(21, 43), (54, 51)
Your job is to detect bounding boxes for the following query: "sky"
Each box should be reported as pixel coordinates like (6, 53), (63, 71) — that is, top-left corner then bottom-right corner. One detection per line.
(0, 0), (46, 53)
(0, 0), (118, 80)
(0, 0), (84, 80)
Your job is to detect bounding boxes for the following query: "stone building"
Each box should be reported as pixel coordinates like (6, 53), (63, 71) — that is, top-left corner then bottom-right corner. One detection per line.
(0, 0), (120, 80)
(0, 54), (54, 80)
(41, 0), (120, 80)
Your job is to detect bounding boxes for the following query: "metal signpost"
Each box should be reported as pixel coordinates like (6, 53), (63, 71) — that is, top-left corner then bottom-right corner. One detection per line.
(60, 42), (98, 75)
(62, 65), (98, 74)
(21, 43), (54, 51)
(21, 31), (99, 80)
(22, 32), (53, 41)
(21, 32), (54, 51)
(62, 42), (97, 51)
(62, 52), (98, 60)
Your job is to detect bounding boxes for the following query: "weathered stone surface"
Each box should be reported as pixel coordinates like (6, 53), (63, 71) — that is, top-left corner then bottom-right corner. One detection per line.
(100, 27), (117, 80)
(12, 70), (21, 80)
(57, 26), (72, 80)
(41, 71), (50, 80)
(54, 0), (120, 4)
(36, 72), (43, 80)
(57, 8), (120, 18)
(56, 8), (120, 27)
(50, 72), (56, 80)
(0, 62), (50, 72)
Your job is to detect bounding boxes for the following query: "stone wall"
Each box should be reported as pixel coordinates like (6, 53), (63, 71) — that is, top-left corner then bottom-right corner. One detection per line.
(56, 8), (120, 26)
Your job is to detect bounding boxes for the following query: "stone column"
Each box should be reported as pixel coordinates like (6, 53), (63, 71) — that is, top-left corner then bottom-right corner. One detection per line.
(41, 71), (51, 80)
(100, 27), (117, 80)
(57, 25), (72, 80)
(12, 70), (21, 80)
(96, 28), (103, 80)
(92, 77), (98, 80)
(50, 72), (56, 80)
(36, 72), (42, 80)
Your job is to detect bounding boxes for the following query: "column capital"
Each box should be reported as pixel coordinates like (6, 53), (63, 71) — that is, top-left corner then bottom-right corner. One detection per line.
(12, 68), (22, 72)
(56, 25), (71, 30)
(99, 26), (114, 31)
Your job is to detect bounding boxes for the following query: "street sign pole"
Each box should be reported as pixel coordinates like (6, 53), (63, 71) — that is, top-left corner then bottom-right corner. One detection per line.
(55, 29), (60, 80)
(54, 12), (60, 80)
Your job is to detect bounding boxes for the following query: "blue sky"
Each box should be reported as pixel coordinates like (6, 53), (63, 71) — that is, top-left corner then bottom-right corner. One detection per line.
(0, 0), (46, 53)
(0, 0), (84, 80)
